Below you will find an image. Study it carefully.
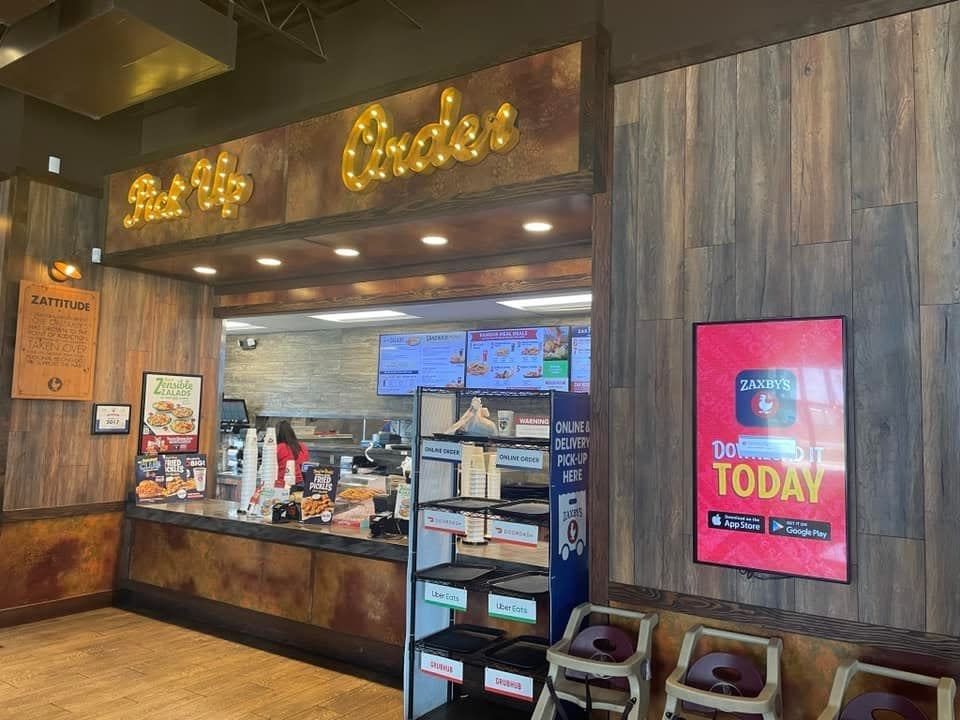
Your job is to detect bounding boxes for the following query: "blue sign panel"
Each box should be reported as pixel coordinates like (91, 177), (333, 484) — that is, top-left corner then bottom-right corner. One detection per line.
(549, 391), (590, 642)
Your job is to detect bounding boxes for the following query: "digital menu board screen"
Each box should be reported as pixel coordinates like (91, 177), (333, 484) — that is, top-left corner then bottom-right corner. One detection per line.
(377, 332), (466, 396)
(570, 326), (591, 393)
(465, 327), (570, 391)
(693, 317), (849, 583)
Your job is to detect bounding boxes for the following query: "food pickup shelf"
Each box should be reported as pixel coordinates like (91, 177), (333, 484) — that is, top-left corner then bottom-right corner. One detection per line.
(416, 563), (497, 586)
(486, 571), (549, 598)
(482, 636), (549, 675)
(417, 624), (505, 657)
(420, 496), (507, 513)
(419, 696), (532, 720)
(490, 499), (551, 526)
(427, 433), (550, 449)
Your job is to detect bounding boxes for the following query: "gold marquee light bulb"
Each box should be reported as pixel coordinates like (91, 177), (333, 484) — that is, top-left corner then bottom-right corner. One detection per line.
(340, 86), (521, 192)
(124, 151), (253, 230)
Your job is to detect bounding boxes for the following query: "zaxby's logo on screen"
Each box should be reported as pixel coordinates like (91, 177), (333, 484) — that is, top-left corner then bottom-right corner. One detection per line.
(735, 369), (797, 427)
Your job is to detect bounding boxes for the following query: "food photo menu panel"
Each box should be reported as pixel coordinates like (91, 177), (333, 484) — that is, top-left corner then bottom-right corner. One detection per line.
(570, 326), (591, 393)
(693, 317), (849, 582)
(377, 332), (466, 395)
(465, 327), (570, 391)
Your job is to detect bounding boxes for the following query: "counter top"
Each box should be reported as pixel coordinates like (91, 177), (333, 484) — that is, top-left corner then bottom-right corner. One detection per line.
(126, 500), (409, 563)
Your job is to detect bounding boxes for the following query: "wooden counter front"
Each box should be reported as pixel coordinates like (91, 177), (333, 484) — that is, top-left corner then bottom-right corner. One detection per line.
(122, 508), (407, 675)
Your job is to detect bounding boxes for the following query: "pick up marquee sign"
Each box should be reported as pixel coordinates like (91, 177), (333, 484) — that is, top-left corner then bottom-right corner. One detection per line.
(105, 42), (585, 244)
(693, 317), (850, 583)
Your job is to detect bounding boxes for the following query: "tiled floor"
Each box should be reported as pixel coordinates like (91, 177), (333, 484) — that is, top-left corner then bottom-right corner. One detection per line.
(0, 608), (403, 719)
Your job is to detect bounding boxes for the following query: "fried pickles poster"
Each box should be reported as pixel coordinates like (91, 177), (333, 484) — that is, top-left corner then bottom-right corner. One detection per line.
(140, 372), (202, 454)
(694, 318), (848, 582)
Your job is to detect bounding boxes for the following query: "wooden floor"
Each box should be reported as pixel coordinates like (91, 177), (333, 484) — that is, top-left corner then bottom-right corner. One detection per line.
(0, 608), (403, 719)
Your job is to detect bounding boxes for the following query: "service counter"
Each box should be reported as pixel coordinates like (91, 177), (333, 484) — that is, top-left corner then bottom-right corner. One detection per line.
(119, 500), (547, 678)
(119, 500), (408, 676)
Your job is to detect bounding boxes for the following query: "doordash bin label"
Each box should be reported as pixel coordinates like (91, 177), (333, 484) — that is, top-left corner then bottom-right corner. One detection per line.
(423, 510), (466, 535)
(490, 519), (538, 547)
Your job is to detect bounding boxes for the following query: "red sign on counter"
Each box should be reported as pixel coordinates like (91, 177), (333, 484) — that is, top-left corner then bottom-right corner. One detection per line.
(693, 318), (849, 582)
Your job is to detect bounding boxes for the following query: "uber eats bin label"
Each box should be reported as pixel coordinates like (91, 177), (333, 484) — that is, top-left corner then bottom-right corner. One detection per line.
(423, 582), (467, 611)
(484, 668), (534, 702)
(488, 593), (536, 624)
(420, 652), (463, 684)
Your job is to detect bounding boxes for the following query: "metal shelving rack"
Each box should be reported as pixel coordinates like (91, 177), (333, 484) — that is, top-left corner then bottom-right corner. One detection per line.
(403, 388), (590, 720)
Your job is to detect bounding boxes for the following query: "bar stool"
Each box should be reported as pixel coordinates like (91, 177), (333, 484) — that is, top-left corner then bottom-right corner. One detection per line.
(818, 661), (957, 720)
(530, 602), (658, 720)
(662, 625), (783, 720)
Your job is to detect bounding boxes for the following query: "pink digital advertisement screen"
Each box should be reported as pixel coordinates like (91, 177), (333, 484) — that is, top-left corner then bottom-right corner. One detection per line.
(693, 317), (849, 583)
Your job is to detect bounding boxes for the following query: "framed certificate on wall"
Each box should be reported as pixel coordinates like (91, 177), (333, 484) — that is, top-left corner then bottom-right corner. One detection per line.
(91, 404), (131, 435)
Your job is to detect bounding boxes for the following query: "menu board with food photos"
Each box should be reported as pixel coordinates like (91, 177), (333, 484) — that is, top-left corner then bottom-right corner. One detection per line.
(134, 454), (207, 503)
(465, 327), (570, 391)
(569, 326), (591, 393)
(139, 372), (202, 454)
(301, 464), (339, 524)
(377, 332), (466, 395)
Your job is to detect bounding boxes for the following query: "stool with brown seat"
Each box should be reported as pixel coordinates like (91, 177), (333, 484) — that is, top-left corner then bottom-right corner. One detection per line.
(817, 661), (956, 720)
(530, 602), (658, 720)
(662, 625), (783, 720)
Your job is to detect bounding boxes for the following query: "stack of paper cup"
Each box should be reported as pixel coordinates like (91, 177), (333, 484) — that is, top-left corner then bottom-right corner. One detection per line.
(461, 444), (487, 544)
(261, 427), (278, 486)
(241, 428), (259, 507)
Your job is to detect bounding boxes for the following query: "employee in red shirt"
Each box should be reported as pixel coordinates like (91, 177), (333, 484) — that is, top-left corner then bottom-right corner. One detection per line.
(275, 420), (309, 488)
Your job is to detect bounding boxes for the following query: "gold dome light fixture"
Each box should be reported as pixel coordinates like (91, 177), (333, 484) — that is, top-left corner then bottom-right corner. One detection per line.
(49, 258), (83, 282)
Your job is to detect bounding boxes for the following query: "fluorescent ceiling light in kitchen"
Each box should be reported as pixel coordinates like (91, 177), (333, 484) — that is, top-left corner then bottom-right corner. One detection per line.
(421, 235), (448, 246)
(497, 293), (592, 312)
(224, 320), (266, 330)
(256, 257), (282, 266)
(334, 247), (360, 257)
(309, 310), (419, 323)
(193, 266), (217, 275)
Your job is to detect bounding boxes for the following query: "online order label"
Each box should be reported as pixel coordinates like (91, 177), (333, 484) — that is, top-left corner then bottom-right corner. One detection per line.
(490, 519), (539, 547)
(488, 593), (536, 624)
(421, 440), (462, 463)
(424, 582), (467, 611)
(484, 668), (534, 701)
(495, 447), (545, 470)
(420, 652), (463, 684)
(423, 510), (466, 535)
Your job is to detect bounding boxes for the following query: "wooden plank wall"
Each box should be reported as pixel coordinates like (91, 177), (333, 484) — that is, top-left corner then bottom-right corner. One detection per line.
(0, 177), (221, 511)
(605, 2), (960, 636)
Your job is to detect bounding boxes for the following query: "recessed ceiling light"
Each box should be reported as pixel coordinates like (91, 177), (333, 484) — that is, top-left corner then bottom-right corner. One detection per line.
(421, 235), (448, 246)
(334, 247), (360, 257)
(498, 293), (592, 312)
(309, 310), (419, 323)
(257, 257), (282, 266)
(522, 220), (553, 233)
(224, 320), (265, 330)
(193, 266), (217, 275)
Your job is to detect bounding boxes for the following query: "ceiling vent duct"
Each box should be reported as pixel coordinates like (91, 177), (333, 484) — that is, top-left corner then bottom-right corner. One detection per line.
(0, 0), (237, 118)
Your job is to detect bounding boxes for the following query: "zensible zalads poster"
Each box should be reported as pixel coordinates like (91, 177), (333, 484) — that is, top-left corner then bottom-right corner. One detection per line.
(139, 372), (203, 454)
(693, 318), (849, 583)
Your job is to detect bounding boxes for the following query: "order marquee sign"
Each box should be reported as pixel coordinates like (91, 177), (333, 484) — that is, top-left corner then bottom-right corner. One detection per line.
(12, 283), (99, 401)
(693, 317), (849, 583)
